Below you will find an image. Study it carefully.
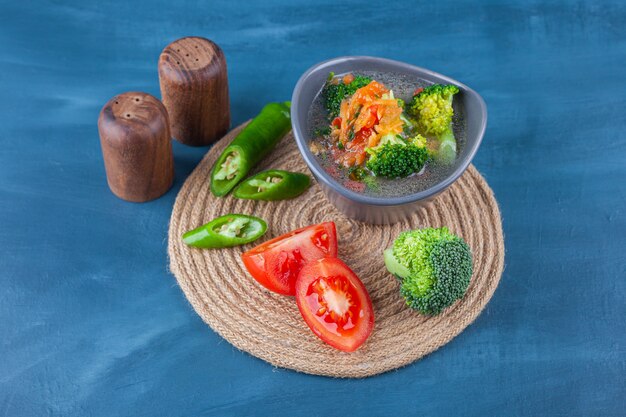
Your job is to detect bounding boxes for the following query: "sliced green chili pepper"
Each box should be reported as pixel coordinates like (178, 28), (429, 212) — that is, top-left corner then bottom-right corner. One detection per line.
(210, 102), (292, 196)
(182, 214), (267, 248)
(233, 169), (310, 201)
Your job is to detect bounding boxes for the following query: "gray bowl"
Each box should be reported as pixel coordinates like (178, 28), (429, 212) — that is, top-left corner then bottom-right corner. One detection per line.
(291, 56), (487, 224)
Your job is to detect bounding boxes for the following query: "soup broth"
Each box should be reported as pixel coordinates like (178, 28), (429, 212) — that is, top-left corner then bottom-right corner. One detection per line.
(307, 70), (465, 197)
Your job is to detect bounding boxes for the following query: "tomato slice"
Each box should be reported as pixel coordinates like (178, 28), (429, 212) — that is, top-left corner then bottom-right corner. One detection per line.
(295, 258), (374, 352)
(241, 222), (338, 295)
(354, 127), (373, 144)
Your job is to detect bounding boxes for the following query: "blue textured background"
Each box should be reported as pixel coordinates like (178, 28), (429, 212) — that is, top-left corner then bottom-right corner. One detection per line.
(1, 1), (625, 415)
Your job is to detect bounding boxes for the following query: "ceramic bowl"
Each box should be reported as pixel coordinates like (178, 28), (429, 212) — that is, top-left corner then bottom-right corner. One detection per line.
(291, 56), (487, 224)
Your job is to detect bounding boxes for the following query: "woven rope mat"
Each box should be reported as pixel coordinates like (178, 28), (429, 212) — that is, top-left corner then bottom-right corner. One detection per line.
(168, 122), (505, 378)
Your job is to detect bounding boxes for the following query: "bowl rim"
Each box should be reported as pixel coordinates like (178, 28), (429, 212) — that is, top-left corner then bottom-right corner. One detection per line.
(291, 55), (487, 206)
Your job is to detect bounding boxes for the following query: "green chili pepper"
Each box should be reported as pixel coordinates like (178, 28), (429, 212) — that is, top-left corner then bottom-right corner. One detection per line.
(210, 102), (292, 196)
(233, 170), (310, 201)
(182, 214), (267, 248)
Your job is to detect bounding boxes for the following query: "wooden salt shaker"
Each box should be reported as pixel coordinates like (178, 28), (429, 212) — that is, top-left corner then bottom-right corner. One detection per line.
(98, 92), (174, 202)
(158, 37), (230, 146)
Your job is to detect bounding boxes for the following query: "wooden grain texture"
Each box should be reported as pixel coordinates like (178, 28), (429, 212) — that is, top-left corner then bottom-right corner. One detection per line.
(98, 92), (174, 202)
(159, 37), (230, 146)
(0, 0), (625, 416)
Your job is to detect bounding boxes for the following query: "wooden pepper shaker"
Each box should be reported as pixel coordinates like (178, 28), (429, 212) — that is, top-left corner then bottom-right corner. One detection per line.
(158, 36), (230, 146)
(98, 92), (174, 202)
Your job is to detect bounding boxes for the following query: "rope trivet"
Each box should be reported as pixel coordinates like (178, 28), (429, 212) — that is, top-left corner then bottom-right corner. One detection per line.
(168, 122), (505, 378)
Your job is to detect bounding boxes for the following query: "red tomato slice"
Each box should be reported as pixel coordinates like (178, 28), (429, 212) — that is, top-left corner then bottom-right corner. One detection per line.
(354, 127), (373, 144)
(295, 258), (374, 352)
(241, 222), (338, 295)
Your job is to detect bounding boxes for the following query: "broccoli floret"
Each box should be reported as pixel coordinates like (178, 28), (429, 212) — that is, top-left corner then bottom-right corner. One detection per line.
(365, 134), (428, 178)
(408, 133), (428, 148)
(407, 84), (460, 164)
(366, 143), (429, 178)
(322, 74), (372, 118)
(407, 84), (459, 136)
(383, 227), (473, 315)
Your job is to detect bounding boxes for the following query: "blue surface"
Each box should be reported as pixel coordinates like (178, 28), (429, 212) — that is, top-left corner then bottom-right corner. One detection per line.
(1, 0), (624, 415)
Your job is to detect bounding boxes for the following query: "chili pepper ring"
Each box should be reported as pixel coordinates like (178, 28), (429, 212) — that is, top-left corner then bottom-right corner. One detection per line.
(182, 214), (267, 248)
(233, 169), (310, 201)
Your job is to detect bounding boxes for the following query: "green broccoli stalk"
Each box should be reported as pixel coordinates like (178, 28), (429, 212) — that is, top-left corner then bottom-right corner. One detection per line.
(407, 84), (460, 164)
(384, 227), (473, 315)
(322, 73), (372, 118)
(436, 129), (457, 165)
(365, 134), (429, 178)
